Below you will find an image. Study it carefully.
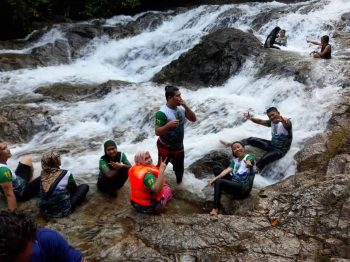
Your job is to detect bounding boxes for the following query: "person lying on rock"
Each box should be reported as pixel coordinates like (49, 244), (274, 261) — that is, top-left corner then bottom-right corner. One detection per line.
(307, 35), (331, 59)
(97, 140), (131, 197)
(264, 26), (281, 49)
(209, 141), (256, 216)
(155, 85), (197, 184)
(128, 151), (172, 214)
(39, 150), (89, 218)
(220, 107), (292, 173)
(0, 140), (40, 211)
(0, 210), (86, 262)
(275, 29), (287, 46)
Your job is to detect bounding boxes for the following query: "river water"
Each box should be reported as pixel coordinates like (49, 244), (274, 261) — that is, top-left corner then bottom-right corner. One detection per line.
(1, 0), (350, 196)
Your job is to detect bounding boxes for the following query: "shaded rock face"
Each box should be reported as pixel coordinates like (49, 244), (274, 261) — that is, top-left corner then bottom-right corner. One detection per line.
(34, 80), (130, 102)
(0, 105), (53, 143)
(153, 28), (263, 89)
(0, 53), (42, 71)
(189, 150), (231, 179)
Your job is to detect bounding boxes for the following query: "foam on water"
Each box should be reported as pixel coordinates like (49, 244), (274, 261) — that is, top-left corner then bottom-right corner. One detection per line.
(3, 0), (349, 196)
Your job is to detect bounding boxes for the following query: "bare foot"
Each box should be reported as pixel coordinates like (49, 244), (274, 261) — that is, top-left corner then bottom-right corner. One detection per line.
(210, 208), (218, 216)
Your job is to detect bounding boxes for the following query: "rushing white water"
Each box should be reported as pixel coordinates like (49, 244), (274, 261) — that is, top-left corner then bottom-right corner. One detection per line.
(2, 0), (350, 196)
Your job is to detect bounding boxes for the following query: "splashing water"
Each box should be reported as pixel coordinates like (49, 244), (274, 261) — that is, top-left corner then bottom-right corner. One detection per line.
(2, 0), (350, 196)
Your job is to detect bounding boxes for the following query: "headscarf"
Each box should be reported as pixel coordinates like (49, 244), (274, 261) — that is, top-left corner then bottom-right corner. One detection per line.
(40, 151), (62, 193)
(101, 140), (119, 162)
(134, 151), (150, 165)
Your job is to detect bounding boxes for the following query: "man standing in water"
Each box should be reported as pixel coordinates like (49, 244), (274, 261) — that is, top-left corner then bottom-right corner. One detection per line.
(155, 85), (197, 184)
(221, 107), (292, 172)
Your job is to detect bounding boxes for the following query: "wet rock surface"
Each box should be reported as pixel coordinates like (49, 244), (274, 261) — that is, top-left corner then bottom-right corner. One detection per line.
(153, 28), (263, 89)
(0, 105), (53, 143)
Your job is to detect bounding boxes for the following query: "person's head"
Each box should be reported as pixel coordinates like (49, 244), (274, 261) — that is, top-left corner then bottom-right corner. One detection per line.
(134, 151), (153, 166)
(0, 210), (37, 262)
(321, 35), (329, 45)
(41, 150), (61, 171)
(0, 140), (12, 162)
(271, 26), (281, 37)
(231, 141), (246, 159)
(266, 107), (281, 124)
(165, 85), (181, 106)
(279, 29), (286, 37)
(103, 140), (118, 158)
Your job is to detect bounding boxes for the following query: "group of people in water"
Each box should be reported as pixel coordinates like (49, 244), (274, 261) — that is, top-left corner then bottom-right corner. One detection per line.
(0, 85), (293, 218)
(264, 26), (332, 59)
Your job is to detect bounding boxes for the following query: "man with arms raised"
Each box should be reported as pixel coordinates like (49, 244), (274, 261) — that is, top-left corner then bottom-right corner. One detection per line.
(155, 86), (196, 184)
(221, 107), (292, 172)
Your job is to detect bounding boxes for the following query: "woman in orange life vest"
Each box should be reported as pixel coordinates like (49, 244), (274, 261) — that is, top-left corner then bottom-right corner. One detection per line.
(128, 151), (172, 214)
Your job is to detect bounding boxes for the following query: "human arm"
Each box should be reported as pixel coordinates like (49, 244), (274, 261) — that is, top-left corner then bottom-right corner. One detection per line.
(99, 159), (119, 178)
(307, 40), (321, 46)
(1, 182), (17, 211)
(66, 173), (77, 193)
(109, 153), (131, 169)
(280, 115), (292, 129)
(244, 112), (269, 127)
(154, 111), (179, 136)
(179, 99), (196, 122)
(313, 45), (331, 58)
(209, 167), (233, 185)
(150, 158), (167, 193)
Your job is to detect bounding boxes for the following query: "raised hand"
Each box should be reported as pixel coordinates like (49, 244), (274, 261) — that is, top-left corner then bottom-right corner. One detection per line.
(243, 111), (252, 120)
(167, 120), (179, 128)
(244, 160), (252, 168)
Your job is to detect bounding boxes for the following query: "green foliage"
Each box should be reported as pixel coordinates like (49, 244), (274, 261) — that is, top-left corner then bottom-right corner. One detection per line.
(1, 0), (141, 39)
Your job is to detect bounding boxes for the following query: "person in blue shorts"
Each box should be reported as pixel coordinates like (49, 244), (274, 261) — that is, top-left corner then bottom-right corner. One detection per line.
(0, 210), (85, 262)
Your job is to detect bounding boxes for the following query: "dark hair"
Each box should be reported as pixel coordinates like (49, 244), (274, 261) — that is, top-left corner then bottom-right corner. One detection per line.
(0, 211), (37, 262)
(280, 29), (286, 33)
(231, 141), (245, 157)
(165, 85), (179, 101)
(266, 107), (279, 114)
(321, 35), (329, 44)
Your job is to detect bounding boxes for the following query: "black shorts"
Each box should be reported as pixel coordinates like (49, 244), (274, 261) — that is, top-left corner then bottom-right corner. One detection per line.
(15, 162), (32, 183)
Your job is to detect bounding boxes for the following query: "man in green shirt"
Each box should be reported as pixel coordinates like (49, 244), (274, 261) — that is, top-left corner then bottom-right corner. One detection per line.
(155, 85), (196, 184)
(0, 140), (40, 210)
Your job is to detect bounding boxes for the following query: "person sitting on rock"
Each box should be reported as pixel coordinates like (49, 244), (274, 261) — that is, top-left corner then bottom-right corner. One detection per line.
(209, 141), (256, 216)
(128, 151), (172, 214)
(275, 29), (287, 46)
(97, 140), (131, 197)
(307, 35), (331, 59)
(39, 150), (89, 218)
(264, 26), (281, 49)
(0, 140), (40, 211)
(221, 107), (292, 173)
(0, 210), (86, 262)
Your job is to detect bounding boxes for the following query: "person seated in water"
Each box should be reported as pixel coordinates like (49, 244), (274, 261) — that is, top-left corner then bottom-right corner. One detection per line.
(221, 107), (292, 173)
(275, 29), (287, 46)
(97, 140), (131, 197)
(128, 151), (172, 214)
(0, 210), (86, 262)
(307, 35), (331, 59)
(209, 141), (256, 216)
(0, 140), (40, 211)
(264, 26), (281, 49)
(39, 150), (89, 218)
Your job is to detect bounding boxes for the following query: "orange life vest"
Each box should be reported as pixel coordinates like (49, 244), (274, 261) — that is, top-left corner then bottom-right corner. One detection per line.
(128, 165), (163, 206)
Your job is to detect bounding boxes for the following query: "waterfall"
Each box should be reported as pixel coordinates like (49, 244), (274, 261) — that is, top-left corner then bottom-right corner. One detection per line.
(1, 0), (350, 196)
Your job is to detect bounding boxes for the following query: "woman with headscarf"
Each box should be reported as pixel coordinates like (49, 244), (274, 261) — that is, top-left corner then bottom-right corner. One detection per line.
(39, 151), (89, 218)
(97, 140), (131, 197)
(209, 141), (256, 216)
(264, 26), (281, 49)
(128, 151), (172, 214)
